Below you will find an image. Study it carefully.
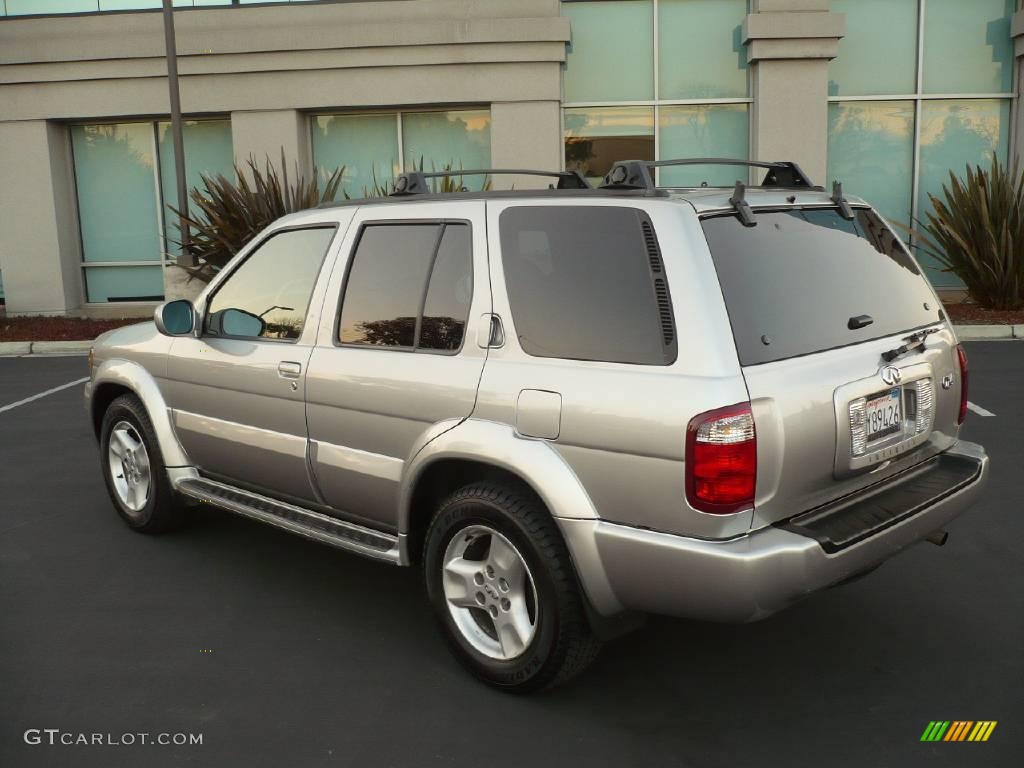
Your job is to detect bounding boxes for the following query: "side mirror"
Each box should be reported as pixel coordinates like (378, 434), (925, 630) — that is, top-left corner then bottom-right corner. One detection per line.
(220, 308), (267, 338)
(154, 300), (195, 337)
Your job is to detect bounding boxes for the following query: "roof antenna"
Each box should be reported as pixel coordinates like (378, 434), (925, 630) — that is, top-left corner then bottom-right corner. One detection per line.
(832, 181), (855, 221)
(729, 181), (756, 227)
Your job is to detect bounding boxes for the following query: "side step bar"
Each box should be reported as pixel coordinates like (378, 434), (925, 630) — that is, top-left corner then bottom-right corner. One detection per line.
(177, 477), (402, 565)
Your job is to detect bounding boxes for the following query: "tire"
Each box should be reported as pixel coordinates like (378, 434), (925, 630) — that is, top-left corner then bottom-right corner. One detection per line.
(423, 482), (601, 692)
(99, 393), (184, 533)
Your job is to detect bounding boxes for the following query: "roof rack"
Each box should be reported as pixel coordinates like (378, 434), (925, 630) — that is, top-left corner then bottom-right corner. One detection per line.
(599, 158), (818, 192)
(390, 169), (591, 196)
(831, 181), (855, 221)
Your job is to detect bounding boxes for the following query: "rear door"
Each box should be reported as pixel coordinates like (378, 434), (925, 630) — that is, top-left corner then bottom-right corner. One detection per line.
(700, 207), (964, 528)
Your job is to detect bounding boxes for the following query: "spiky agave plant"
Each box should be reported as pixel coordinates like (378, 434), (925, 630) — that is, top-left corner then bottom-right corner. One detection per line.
(169, 151), (345, 283)
(906, 156), (1024, 310)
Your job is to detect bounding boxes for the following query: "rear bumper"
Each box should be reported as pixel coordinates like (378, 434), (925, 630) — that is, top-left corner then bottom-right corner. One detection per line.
(559, 440), (988, 622)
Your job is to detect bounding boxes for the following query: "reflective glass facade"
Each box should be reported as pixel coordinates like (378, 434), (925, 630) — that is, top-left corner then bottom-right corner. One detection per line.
(563, 0), (750, 185)
(1, 1), (320, 15)
(71, 120), (233, 303)
(311, 110), (491, 197)
(827, 0), (1014, 287)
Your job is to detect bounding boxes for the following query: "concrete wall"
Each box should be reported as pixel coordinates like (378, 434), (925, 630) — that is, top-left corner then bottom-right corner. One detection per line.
(0, 0), (568, 314)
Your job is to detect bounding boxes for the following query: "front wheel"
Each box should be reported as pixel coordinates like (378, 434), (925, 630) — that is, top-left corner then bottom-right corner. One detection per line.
(423, 482), (601, 692)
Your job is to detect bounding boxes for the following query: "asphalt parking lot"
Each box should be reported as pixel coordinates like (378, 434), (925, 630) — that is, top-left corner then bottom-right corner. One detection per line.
(1, 342), (1021, 768)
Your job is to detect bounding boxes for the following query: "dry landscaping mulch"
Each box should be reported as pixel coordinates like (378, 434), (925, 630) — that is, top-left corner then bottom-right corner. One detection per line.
(943, 303), (1024, 325)
(0, 315), (147, 342)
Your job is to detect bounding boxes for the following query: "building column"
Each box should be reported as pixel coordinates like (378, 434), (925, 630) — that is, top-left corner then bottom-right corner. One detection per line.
(488, 101), (563, 190)
(0, 120), (82, 315)
(1011, 10), (1024, 166)
(745, 0), (844, 186)
(230, 109), (312, 181)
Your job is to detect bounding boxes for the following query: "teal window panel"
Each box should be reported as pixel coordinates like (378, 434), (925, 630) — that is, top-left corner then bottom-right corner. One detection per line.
(83, 266), (165, 303)
(71, 123), (161, 265)
(658, 104), (749, 186)
(402, 110), (491, 188)
(827, 101), (915, 233)
(0, 270), (5, 301)
(312, 113), (399, 198)
(6, 1), (98, 13)
(917, 99), (1010, 286)
(157, 118), (234, 257)
(828, 0), (917, 97)
(923, 0), (1014, 94)
(98, 1), (161, 9)
(564, 1), (654, 102)
(658, 0), (748, 99)
(565, 106), (654, 184)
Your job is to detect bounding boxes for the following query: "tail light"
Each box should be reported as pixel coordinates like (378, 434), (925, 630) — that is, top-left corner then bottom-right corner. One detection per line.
(956, 344), (968, 425)
(685, 403), (757, 515)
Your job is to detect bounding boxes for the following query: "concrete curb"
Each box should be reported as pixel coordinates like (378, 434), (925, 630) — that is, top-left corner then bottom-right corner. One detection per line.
(0, 340), (93, 356)
(954, 324), (1024, 341)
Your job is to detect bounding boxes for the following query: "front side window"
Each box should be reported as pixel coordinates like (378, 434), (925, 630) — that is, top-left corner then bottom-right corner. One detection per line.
(205, 227), (336, 341)
(339, 223), (473, 352)
(499, 206), (675, 366)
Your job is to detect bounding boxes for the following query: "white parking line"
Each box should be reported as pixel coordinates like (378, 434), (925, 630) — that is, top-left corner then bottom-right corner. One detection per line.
(0, 377), (88, 415)
(967, 401), (996, 417)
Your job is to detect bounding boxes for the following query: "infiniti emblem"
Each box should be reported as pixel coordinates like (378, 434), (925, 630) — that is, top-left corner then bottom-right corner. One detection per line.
(880, 366), (902, 386)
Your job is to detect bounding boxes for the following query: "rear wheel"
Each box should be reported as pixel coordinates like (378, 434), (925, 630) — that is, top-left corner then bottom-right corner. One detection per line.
(100, 394), (184, 533)
(423, 482), (601, 692)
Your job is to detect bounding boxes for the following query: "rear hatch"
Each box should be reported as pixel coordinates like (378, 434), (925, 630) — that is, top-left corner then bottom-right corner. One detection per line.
(701, 206), (964, 528)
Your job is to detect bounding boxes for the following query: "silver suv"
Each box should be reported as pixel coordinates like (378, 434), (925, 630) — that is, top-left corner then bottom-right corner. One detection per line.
(85, 159), (989, 692)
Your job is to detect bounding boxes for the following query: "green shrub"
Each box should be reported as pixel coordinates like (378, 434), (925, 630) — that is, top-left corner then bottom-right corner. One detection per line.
(910, 156), (1024, 310)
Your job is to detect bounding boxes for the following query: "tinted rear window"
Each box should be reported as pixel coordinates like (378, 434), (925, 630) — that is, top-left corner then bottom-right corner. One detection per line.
(499, 206), (675, 365)
(702, 208), (941, 366)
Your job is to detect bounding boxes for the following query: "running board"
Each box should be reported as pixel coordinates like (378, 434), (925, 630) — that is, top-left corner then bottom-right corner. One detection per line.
(177, 477), (401, 565)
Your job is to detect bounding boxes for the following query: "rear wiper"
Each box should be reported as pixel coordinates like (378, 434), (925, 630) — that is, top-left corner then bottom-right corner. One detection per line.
(881, 327), (941, 363)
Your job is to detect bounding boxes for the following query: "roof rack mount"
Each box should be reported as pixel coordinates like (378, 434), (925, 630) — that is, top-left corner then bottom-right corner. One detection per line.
(391, 169), (591, 196)
(600, 158), (818, 192)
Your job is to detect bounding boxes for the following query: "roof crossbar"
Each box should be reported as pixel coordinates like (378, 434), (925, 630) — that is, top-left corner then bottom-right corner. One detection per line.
(390, 169), (591, 196)
(600, 158), (817, 192)
(729, 181), (757, 227)
(831, 181), (855, 221)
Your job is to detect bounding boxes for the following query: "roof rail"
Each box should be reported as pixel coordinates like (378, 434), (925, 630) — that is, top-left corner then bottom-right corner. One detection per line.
(390, 169), (591, 196)
(599, 158), (817, 192)
(729, 181), (757, 227)
(831, 181), (855, 221)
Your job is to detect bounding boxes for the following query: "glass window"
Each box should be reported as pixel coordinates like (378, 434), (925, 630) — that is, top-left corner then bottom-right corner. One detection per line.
(205, 227), (335, 340)
(563, 1), (654, 102)
(420, 225), (473, 352)
(5, 1), (97, 13)
(658, 0), (747, 99)
(658, 105), (750, 186)
(402, 110), (491, 184)
(565, 107), (654, 184)
(828, 0), (917, 97)
(83, 266), (165, 303)
(499, 206), (674, 365)
(312, 114), (399, 198)
(917, 99), (1010, 286)
(827, 101), (915, 232)
(702, 209), (940, 366)
(339, 225), (441, 348)
(157, 119), (234, 257)
(923, 0), (1014, 94)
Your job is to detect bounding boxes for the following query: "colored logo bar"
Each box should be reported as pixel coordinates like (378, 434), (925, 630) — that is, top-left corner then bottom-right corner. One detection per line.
(920, 721), (997, 742)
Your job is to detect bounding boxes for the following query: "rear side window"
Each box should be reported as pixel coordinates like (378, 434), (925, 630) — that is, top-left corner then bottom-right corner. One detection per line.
(338, 222), (472, 352)
(702, 208), (941, 366)
(499, 206), (676, 365)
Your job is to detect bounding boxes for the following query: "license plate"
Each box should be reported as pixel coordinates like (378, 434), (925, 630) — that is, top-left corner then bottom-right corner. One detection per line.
(866, 388), (902, 441)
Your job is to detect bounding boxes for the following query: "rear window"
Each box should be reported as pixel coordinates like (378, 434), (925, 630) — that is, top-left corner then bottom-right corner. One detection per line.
(702, 208), (941, 366)
(499, 206), (676, 365)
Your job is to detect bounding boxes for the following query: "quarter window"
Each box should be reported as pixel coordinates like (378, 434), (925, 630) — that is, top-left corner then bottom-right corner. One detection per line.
(499, 206), (675, 365)
(339, 223), (473, 352)
(205, 227), (336, 341)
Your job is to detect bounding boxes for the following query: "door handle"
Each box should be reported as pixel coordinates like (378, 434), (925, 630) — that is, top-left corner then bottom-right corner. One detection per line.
(278, 361), (302, 379)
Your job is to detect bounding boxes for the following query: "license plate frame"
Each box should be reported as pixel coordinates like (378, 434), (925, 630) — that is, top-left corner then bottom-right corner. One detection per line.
(865, 387), (902, 442)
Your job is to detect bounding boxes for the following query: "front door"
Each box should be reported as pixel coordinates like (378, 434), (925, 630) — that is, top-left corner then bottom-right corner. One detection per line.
(164, 224), (340, 502)
(305, 202), (490, 531)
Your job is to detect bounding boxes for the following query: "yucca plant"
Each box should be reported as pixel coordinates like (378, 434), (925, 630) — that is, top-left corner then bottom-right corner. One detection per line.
(170, 151), (345, 283)
(904, 156), (1024, 310)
